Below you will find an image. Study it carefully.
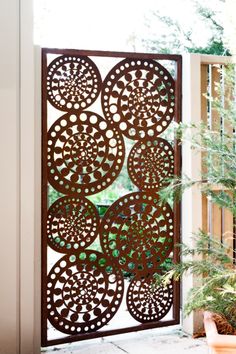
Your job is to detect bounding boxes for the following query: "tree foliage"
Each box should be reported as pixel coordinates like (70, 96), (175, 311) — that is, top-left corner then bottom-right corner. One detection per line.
(141, 0), (230, 55)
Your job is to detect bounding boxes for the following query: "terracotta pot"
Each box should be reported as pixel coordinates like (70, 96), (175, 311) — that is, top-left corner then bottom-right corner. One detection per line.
(204, 311), (236, 353)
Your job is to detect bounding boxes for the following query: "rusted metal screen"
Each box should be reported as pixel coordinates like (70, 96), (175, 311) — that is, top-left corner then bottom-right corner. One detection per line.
(42, 49), (182, 347)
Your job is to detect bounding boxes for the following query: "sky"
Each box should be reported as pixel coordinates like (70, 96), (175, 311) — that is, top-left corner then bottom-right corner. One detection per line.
(34, 0), (222, 52)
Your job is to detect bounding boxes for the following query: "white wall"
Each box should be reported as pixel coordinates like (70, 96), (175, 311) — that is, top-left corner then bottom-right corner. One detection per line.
(20, 0), (41, 352)
(0, 0), (40, 353)
(0, 1), (20, 353)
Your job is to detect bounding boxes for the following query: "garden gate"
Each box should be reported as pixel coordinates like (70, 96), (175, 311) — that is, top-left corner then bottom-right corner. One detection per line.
(41, 49), (182, 346)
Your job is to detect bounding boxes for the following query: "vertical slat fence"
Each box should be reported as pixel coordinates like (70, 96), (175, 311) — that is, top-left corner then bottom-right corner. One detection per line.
(200, 60), (235, 259)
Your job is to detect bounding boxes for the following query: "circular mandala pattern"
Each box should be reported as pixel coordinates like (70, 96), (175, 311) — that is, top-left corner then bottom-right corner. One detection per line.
(47, 251), (124, 335)
(102, 58), (175, 139)
(127, 273), (173, 323)
(128, 138), (174, 191)
(47, 111), (125, 196)
(100, 192), (174, 274)
(47, 55), (102, 111)
(47, 196), (99, 253)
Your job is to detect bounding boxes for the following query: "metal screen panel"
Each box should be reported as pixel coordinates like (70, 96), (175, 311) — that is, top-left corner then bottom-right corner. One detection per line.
(42, 49), (182, 347)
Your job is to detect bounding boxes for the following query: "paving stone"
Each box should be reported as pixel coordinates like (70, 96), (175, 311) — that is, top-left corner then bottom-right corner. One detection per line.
(42, 341), (121, 354)
(42, 328), (208, 354)
(109, 333), (208, 354)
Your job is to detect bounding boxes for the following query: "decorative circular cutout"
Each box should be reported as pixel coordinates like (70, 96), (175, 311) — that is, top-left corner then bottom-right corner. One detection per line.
(47, 111), (125, 196)
(47, 196), (99, 253)
(128, 138), (174, 191)
(100, 192), (174, 274)
(47, 251), (124, 335)
(102, 58), (175, 139)
(127, 273), (173, 323)
(47, 55), (102, 111)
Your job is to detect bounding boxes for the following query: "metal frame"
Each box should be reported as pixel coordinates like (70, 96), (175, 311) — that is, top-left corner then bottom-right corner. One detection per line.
(41, 48), (182, 347)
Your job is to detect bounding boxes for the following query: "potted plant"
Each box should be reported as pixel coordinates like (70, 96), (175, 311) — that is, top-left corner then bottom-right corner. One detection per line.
(204, 311), (236, 353)
(160, 232), (236, 352)
(158, 66), (236, 352)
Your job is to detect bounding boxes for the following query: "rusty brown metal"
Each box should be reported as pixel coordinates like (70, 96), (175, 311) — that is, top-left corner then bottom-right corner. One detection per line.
(47, 196), (100, 253)
(47, 251), (124, 334)
(126, 273), (174, 323)
(127, 138), (175, 191)
(101, 58), (175, 140)
(100, 192), (174, 275)
(42, 48), (182, 347)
